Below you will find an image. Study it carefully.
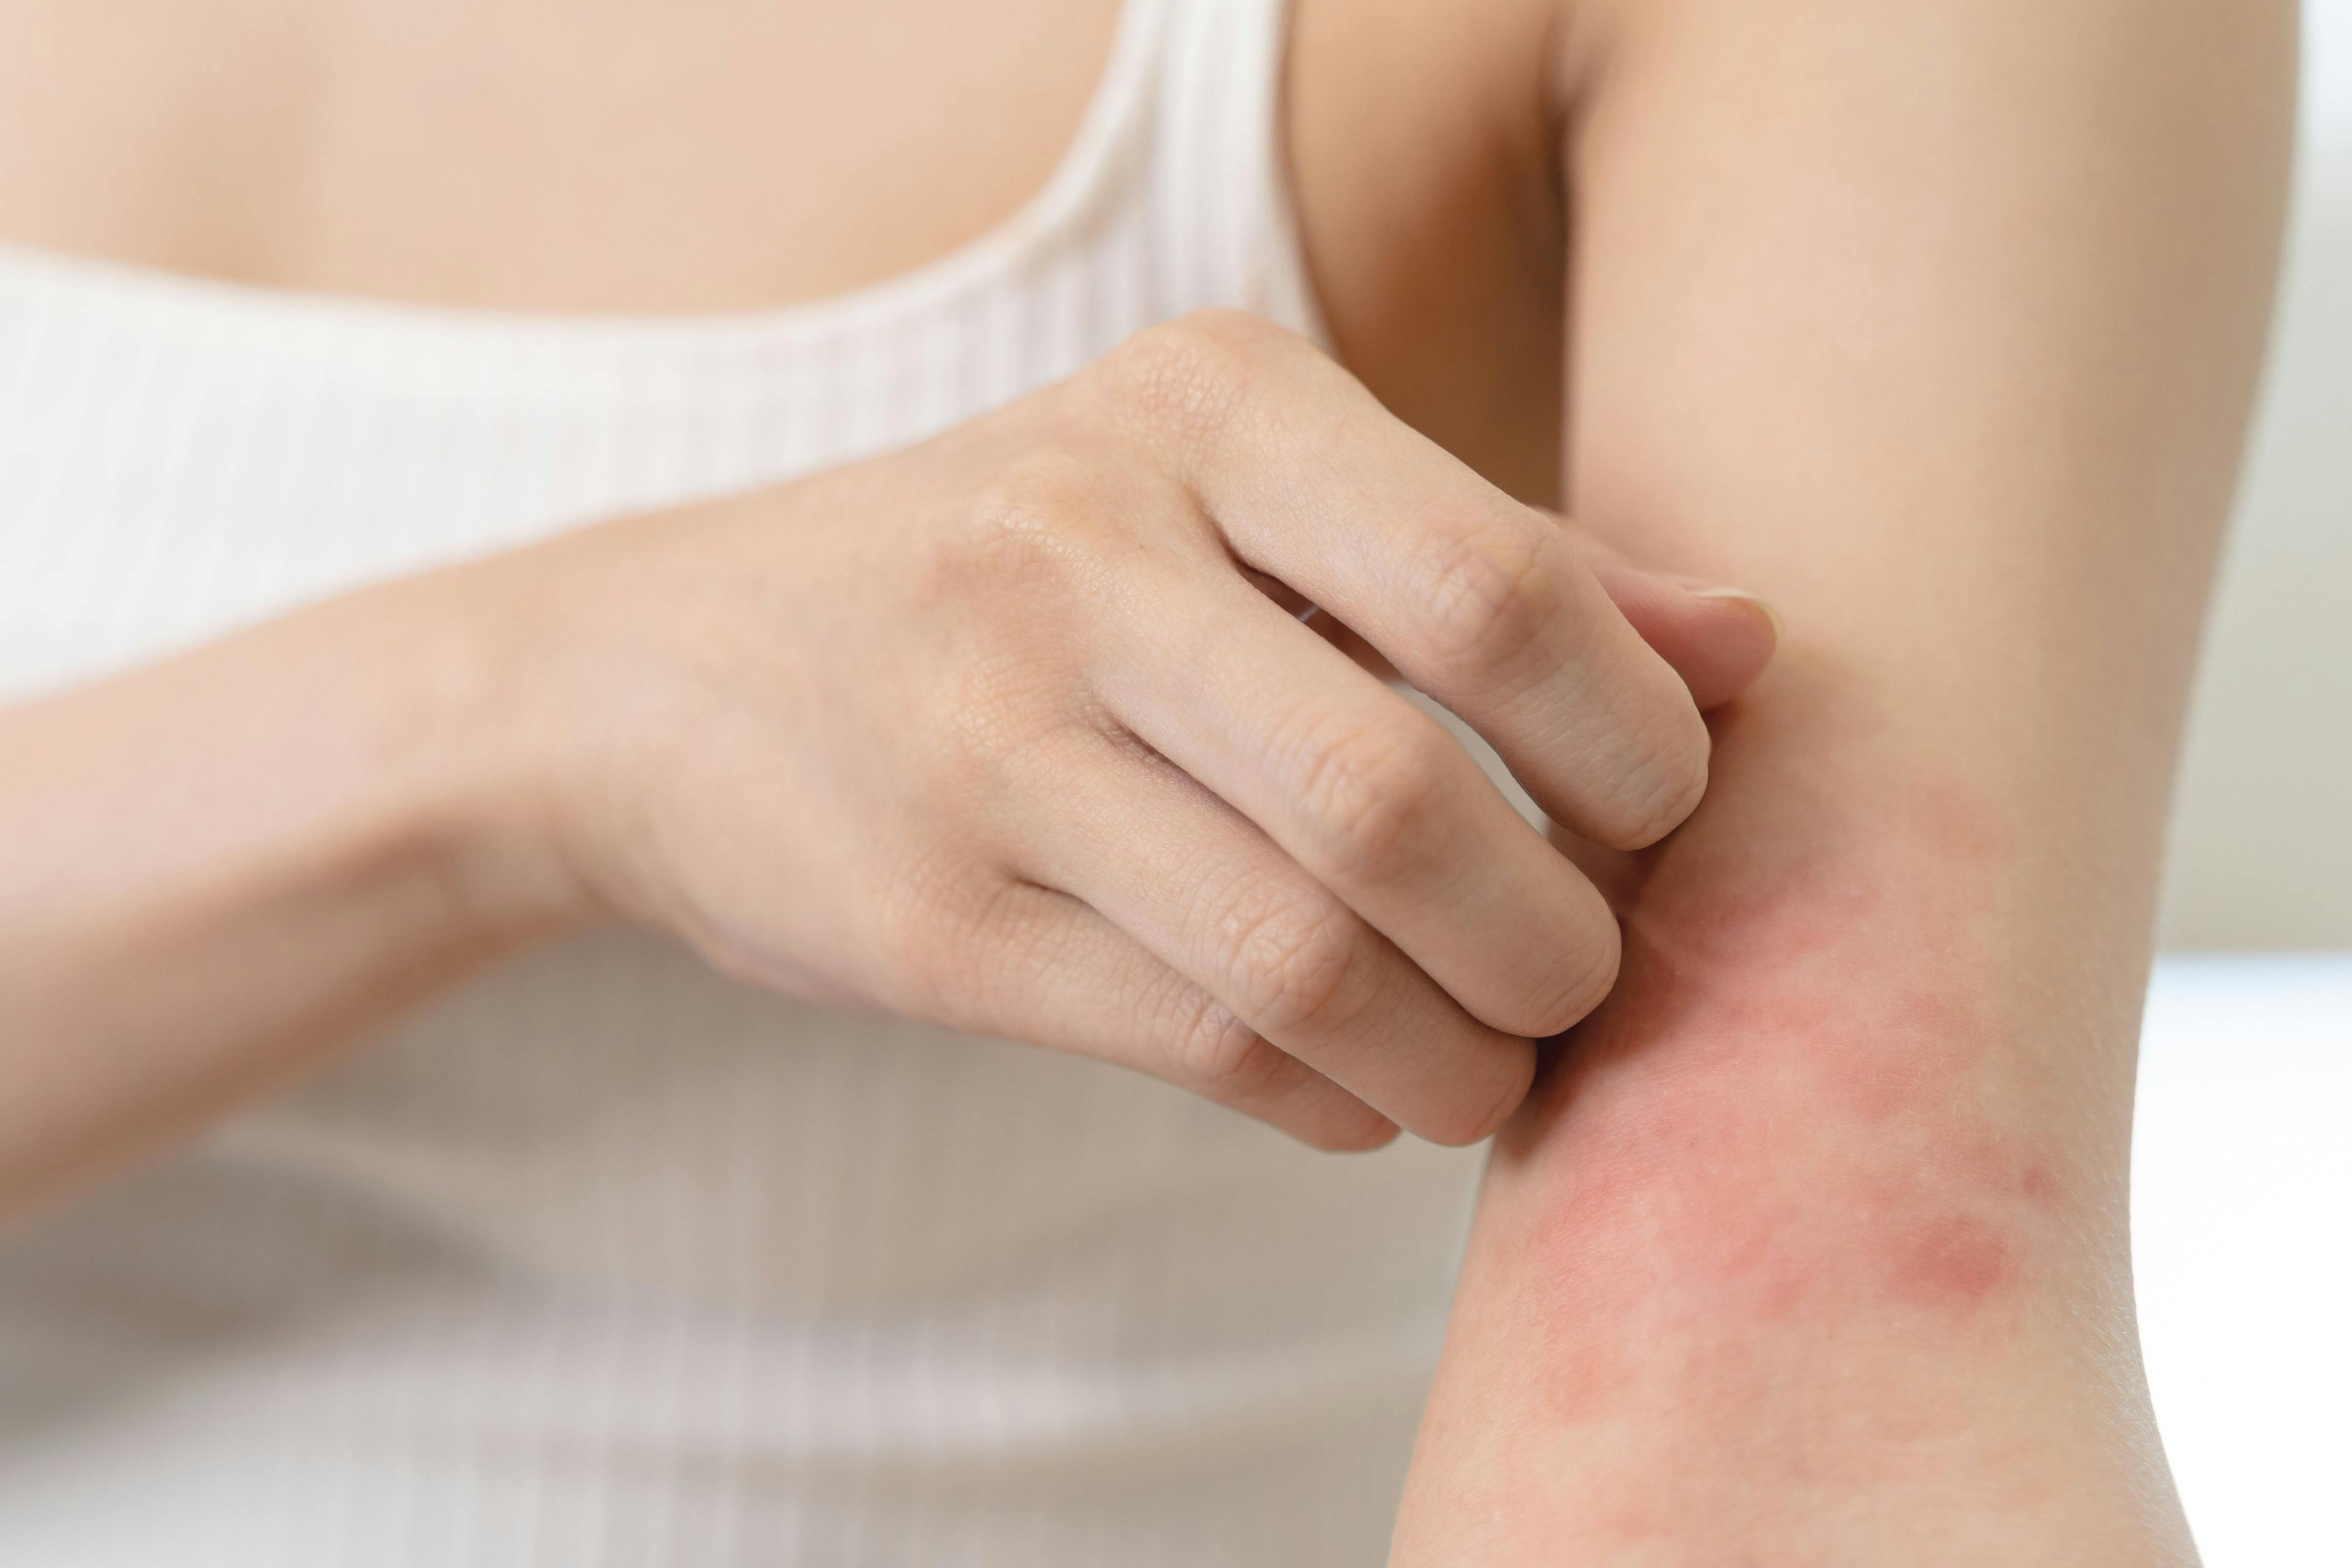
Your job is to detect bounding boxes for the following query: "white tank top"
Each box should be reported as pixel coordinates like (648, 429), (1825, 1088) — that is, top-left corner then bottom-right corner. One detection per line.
(0, 1), (1486, 1562)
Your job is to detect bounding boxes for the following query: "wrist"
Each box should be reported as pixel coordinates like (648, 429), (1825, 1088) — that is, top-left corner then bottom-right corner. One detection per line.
(0, 565), (603, 1209)
(350, 559), (606, 950)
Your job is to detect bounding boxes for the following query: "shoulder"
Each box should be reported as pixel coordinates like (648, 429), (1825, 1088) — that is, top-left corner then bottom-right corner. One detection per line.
(1283, 0), (1592, 504)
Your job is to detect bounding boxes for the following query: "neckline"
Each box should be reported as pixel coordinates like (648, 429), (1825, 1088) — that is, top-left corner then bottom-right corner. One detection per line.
(0, 0), (1164, 355)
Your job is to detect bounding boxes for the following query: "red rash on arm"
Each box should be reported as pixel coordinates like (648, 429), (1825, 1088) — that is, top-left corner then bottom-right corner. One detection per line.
(1393, 684), (2142, 1561)
(1498, 704), (2072, 1338)
(1384, 0), (2288, 1553)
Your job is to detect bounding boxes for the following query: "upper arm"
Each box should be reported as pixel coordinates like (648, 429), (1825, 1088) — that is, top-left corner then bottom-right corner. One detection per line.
(1556, 0), (2293, 736)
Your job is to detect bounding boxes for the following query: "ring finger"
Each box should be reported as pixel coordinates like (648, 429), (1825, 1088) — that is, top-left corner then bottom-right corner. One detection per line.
(1019, 738), (1538, 1145)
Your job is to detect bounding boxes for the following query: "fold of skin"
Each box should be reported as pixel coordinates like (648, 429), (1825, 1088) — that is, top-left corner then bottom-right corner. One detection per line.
(1392, 659), (2189, 1564)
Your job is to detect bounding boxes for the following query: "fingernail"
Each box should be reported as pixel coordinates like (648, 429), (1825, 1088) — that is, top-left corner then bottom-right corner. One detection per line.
(1680, 582), (1784, 643)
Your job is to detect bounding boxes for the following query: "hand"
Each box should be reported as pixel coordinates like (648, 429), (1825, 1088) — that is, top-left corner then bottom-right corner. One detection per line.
(477, 311), (1777, 1149)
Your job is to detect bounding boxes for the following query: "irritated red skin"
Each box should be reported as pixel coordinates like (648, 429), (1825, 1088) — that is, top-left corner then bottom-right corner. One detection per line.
(1493, 752), (2070, 1356)
(1389, 699), (2149, 1565)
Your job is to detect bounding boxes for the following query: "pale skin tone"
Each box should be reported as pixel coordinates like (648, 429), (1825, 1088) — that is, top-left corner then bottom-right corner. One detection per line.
(0, 0), (2294, 1560)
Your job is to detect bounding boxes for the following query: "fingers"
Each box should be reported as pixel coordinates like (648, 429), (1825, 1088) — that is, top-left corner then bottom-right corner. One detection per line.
(1096, 566), (1622, 1039)
(1303, 561), (1779, 715)
(1091, 314), (1713, 851)
(1020, 742), (1539, 1146)
(938, 880), (1399, 1152)
(1556, 526), (1780, 712)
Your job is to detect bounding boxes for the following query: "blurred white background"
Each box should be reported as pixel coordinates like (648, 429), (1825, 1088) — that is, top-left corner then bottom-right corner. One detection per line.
(2157, 0), (2352, 950)
(2136, 958), (2350, 1568)
(2137, 9), (2352, 1564)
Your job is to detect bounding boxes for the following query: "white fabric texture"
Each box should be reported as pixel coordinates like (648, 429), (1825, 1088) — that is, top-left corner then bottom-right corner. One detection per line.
(0, 1), (1486, 1562)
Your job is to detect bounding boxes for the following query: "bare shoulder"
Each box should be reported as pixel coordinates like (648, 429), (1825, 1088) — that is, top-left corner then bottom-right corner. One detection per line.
(1285, 0), (1584, 504)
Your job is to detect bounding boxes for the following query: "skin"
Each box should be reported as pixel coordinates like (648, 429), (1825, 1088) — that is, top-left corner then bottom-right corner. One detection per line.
(0, 312), (1780, 1193)
(1363, 0), (2295, 1560)
(0, 0), (2296, 1558)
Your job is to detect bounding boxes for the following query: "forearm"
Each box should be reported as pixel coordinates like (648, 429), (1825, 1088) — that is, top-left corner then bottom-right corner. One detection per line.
(0, 570), (567, 1216)
(1396, 655), (2186, 1561)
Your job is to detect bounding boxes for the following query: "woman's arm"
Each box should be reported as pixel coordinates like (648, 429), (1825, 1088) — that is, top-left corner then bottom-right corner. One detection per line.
(0, 316), (1779, 1221)
(1392, 0), (2294, 1559)
(0, 570), (574, 1214)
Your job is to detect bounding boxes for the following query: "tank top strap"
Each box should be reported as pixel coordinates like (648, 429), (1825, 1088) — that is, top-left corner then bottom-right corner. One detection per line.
(1139, 0), (1332, 345)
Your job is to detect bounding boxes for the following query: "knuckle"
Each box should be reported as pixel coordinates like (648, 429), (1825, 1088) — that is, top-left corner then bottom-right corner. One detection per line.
(1167, 989), (1288, 1094)
(1221, 892), (1366, 1037)
(871, 886), (974, 1017)
(1289, 718), (1454, 887)
(1091, 311), (1293, 442)
(867, 858), (1039, 1023)
(952, 447), (1118, 589)
(1174, 998), (1396, 1155)
(923, 654), (1080, 813)
(1409, 516), (1564, 682)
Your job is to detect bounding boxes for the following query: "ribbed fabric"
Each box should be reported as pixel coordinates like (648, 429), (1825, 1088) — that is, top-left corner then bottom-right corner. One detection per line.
(0, 2), (1483, 1564)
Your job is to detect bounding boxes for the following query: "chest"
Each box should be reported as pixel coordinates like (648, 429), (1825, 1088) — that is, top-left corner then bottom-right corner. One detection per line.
(0, 0), (1121, 313)
(0, 0), (1570, 503)
(1, 0), (1330, 701)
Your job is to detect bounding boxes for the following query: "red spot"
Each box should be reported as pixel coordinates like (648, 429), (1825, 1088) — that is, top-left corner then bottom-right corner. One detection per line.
(1885, 1213), (2019, 1310)
(1947, 1132), (2071, 1213)
(2016, 1159), (2062, 1209)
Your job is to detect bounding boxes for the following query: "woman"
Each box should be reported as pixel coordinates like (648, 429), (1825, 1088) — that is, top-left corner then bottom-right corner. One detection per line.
(0, 0), (2293, 1561)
